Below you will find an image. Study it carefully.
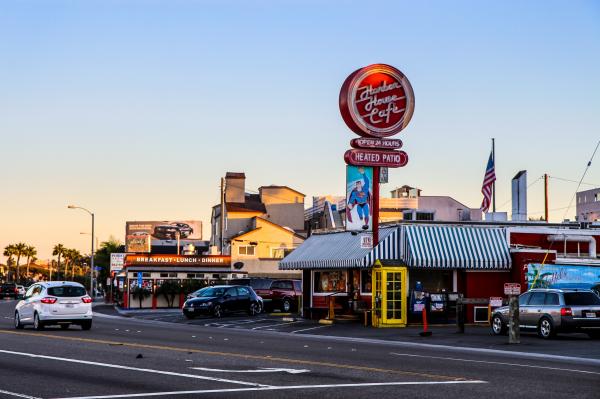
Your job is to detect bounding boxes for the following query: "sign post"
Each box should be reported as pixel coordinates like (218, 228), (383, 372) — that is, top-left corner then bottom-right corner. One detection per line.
(504, 283), (521, 344)
(339, 63), (415, 248)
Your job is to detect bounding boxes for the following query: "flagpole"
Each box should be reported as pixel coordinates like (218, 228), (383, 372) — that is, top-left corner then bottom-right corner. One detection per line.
(492, 138), (496, 213)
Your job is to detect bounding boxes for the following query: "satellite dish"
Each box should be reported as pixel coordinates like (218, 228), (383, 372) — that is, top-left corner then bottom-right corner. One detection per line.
(233, 262), (244, 270)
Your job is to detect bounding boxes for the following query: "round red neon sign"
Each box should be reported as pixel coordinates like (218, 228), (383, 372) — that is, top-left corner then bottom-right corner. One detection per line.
(339, 64), (414, 138)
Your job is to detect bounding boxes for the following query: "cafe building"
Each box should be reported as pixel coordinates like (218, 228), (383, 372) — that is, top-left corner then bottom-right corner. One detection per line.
(280, 223), (513, 326)
(119, 254), (244, 309)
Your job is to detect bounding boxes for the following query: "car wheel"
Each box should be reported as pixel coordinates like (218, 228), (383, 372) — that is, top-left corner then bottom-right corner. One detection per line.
(491, 315), (506, 335)
(248, 302), (259, 316)
(81, 320), (92, 330)
(60, 324), (70, 330)
(14, 312), (23, 329)
(538, 317), (555, 339)
(213, 304), (222, 318)
(33, 312), (44, 331)
(282, 298), (292, 313)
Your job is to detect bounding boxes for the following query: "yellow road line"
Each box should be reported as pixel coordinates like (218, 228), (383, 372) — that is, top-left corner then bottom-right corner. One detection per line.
(0, 329), (466, 381)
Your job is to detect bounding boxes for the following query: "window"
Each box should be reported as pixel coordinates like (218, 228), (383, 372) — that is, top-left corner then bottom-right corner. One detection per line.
(313, 271), (347, 294)
(564, 292), (600, 306)
(416, 212), (434, 221)
(225, 287), (238, 297)
(142, 272), (151, 278)
(25, 285), (36, 298)
(238, 246), (255, 256)
(160, 273), (177, 278)
(238, 287), (250, 296)
(361, 269), (372, 293)
(519, 292), (532, 306)
(544, 293), (560, 305)
(528, 292), (546, 306)
(48, 286), (87, 297)
(272, 280), (293, 290)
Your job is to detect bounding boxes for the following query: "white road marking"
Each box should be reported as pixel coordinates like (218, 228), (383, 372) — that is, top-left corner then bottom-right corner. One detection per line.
(251, 321), (302, 330)
(52, 380), (487, 399)
(291, 325), (330, 334)
(390, 352), (600, 375)
(0, 389), (41, 399)
(191, 367), (310, 374)
(0, 349), (270, 388)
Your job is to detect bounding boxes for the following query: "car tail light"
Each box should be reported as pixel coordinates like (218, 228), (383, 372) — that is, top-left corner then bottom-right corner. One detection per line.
(40, 297), (57, 304)
(14, 288), (18, 293)
(81, 296), (92, 304)
(561, 307), (572, 316)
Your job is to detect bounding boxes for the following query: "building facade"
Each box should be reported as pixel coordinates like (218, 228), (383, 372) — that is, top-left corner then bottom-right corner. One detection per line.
(576, 188), (600, 222)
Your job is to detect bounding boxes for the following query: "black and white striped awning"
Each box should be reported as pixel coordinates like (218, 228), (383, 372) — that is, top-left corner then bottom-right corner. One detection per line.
(279, 227), (398, 270)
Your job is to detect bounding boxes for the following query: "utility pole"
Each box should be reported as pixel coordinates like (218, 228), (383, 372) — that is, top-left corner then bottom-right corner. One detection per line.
(544, 173), (549, 222)
(492, 138), (496, 213)
(220, 177), (225, 254)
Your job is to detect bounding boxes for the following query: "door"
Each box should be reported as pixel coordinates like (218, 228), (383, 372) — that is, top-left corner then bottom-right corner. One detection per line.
(21, 285), (41, 321)
(522, 291), (545, 329)
(224, 287), (239, 312)
(382, 270), (407, 326)
(237, 286), (251, 312)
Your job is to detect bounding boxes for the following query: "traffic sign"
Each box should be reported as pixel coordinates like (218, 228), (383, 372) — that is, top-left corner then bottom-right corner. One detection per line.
(490, 297), (503, 307)
(344, 149), (408, 168)
(504, 283), (521, 296)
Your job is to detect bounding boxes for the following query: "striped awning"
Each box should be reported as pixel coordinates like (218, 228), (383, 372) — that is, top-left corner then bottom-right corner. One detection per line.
(401, 225), (511, 269)
(279, 227), (398, 270)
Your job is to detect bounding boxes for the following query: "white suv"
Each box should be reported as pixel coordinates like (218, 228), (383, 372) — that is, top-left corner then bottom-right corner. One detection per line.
(14, 282), (93, 330)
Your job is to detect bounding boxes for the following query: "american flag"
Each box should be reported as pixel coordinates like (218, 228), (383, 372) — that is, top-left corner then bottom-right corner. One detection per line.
(480, 151), (496, 212)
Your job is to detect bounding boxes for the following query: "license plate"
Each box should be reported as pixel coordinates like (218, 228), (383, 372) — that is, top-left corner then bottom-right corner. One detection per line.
(586, 312), (596, 318)
(65, 304), (74, 308)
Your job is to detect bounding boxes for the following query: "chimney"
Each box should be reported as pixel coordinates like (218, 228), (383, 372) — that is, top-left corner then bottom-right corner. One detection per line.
(511, 170), (527, 221)
(225, 172), (246, 203)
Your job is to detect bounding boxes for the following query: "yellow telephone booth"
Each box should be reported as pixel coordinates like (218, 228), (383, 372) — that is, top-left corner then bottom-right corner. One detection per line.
(371, 260), (408, 327)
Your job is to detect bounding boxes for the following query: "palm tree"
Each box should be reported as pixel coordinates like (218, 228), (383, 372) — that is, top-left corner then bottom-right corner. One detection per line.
(69, 249), (82, 279)
(3, 244), (16, 282)
(24, 245), (37, 278)
(13, 242), (27, 283)
(52, 244), (66, 280)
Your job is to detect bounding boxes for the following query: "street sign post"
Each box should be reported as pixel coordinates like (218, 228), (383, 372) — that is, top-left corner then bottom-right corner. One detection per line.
(137, 272), (143, 288)
(504, 283), (521, 344)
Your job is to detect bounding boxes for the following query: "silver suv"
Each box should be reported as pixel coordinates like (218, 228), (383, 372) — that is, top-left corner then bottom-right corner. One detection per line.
(491, 289), (600, 339)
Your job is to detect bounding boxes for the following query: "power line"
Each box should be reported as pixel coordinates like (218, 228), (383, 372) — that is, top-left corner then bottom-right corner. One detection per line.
(548, 176), (599, 187)
(562, 140), (600, 220)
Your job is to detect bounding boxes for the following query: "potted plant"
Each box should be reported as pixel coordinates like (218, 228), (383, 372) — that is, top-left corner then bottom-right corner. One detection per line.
(131, 285), (151, 309)
(155, 280), (181, 308)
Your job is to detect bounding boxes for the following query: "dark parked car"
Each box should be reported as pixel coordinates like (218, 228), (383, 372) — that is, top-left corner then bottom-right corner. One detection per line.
(0, 283), (18, 299)
(233, 278), (301, 312)
(182, 285), (262, 319)
(491, 288), (600, 339)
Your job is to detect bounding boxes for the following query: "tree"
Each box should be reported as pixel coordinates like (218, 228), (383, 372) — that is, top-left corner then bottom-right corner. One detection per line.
(24, 245), (37, 278)
(69, 249), (82, 279)
(52, 244), (66, 280)
(94, 236), (124, 290)
(155, 280), (181, 308)
(131, 285), (151, 309)
(3, 244), (16, 282)
(13, 243), (27, 284)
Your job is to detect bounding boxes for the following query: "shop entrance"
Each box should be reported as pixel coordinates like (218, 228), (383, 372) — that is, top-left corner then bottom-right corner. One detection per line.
(371, 261), (407, 327)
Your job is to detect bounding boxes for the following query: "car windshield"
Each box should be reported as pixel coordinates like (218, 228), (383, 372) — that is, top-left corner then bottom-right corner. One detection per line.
(196, 287), (226, 297)
(564, 292), (600, 306)
(47, 286), (87, 297)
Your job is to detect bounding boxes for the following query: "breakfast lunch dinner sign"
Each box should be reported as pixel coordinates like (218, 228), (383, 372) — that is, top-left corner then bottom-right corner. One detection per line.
(340, 64), (414, 235)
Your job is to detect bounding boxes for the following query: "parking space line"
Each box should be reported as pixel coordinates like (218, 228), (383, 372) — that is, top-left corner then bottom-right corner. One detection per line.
(52, 380), (487, 399)
(0, 389), (41, 399)
(291, 325), (331, 334)
(390, 352), (600, 375)
(252, 321), (302, 330)
(0, 349), (270, 388)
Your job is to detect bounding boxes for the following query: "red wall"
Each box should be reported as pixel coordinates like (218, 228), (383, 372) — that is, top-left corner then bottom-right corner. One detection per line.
(510, 232), (599, 256)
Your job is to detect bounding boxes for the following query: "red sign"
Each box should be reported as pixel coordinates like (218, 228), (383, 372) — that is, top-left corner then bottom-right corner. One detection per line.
(124, 254), (231, 267)
(350, 138), (403, 150)
(339, 64), (415, 138)
(504, 283), (521, 296)
(344, 149), (408, 168)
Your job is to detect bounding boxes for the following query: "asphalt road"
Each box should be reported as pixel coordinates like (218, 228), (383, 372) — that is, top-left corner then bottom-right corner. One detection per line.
(0, 300), (599, 399)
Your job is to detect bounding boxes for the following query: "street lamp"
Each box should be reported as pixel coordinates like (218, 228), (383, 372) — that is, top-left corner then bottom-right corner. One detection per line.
(68, 205), (94, 296)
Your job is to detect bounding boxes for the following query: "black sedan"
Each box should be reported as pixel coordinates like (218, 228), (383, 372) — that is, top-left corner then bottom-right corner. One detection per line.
(182, 285), (262, 318)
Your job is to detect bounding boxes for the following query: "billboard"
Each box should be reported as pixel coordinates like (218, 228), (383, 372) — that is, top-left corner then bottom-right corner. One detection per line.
(346, 166), (373, 232)
(110, 253), (126, 272)
(126, 220), (202, 253)
(527, 263), (600, 294)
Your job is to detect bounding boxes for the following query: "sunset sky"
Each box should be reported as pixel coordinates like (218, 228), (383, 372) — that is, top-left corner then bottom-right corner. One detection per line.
(1, 1), (599, 260)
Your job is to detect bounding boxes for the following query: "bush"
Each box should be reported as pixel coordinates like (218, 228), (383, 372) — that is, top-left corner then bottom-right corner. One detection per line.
(131, 286), (151, 308)
(155, 280), (181, 308)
